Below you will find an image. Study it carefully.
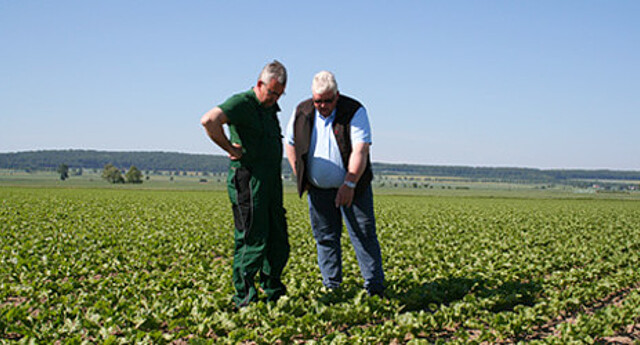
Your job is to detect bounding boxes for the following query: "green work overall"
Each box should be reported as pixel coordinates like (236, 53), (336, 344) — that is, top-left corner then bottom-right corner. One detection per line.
(219, 89), (290, 307)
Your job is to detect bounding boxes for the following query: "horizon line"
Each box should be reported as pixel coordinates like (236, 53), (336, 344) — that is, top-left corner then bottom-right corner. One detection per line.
(1, 148), (639, 173)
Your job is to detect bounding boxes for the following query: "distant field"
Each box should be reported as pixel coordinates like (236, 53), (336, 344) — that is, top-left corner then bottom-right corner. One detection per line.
(0, 169), (228, 191)
(2, 169), (639, 200)
(2, 185), (639, 343)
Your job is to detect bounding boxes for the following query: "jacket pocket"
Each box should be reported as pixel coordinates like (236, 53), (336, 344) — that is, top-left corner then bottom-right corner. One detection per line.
(232, 167), (253, 233)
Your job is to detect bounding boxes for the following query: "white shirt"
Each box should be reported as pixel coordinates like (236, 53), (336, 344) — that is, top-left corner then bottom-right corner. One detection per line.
(286, 105), (372, 188)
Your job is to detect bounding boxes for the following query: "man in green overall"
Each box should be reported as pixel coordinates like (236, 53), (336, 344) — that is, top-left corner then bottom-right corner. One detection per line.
(200, 60), (290, 308)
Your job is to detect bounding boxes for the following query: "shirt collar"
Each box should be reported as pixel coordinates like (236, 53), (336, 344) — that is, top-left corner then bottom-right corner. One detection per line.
(249, 88), (281, 112)
(315, 109), (336, 122)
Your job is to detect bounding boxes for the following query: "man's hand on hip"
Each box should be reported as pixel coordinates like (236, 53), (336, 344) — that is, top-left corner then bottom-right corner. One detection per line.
(229, 143), (243, 161)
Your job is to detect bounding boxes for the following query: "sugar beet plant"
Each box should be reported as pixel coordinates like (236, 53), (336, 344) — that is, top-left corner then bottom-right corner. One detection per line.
(1, 187), (639, 343)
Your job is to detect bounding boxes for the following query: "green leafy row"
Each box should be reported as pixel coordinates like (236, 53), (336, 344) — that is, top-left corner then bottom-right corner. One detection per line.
(1, 187), (639, 343)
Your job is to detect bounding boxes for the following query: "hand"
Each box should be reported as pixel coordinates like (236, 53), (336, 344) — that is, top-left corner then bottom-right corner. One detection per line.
(228, 143), (243, 161)
(335, 184), (355, 208)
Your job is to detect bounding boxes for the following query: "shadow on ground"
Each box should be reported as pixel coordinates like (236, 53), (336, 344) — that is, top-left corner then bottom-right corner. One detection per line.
(386, 276), (543, 313)
(312, 275), (543, 315)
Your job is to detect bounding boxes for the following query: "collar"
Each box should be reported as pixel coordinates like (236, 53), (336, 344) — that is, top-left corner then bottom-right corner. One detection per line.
(315, 108), (336, 122)
(249, 88), (281, 112)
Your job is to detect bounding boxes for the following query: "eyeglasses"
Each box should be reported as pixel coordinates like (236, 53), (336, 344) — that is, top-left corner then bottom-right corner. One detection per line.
(313, 97), (335, 105)
(267, 88), (285, 97)
(260, 81), (285, 98)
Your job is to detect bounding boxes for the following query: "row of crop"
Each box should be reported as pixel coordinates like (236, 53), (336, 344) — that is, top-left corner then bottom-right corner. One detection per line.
(373, 196), (640, 342)
(1, 189), (235, 341)
(2, 187), (640, 343)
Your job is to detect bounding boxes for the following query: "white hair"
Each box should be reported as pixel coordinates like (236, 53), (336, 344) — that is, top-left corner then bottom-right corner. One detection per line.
(312, 70), (338, 95)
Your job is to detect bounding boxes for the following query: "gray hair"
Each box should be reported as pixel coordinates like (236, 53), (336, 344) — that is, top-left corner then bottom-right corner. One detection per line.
(312, 70), (338, 95)
(259, 60), (287, 86)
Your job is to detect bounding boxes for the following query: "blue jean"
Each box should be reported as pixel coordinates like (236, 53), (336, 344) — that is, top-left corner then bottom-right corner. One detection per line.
(307, 185), (384, 292)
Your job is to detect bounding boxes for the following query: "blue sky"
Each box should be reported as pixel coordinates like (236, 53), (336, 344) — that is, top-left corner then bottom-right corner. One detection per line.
(1, 1), (638, 170)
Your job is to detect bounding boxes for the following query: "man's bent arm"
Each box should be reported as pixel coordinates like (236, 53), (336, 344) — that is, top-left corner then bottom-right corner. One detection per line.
(200, 107), (242, 160)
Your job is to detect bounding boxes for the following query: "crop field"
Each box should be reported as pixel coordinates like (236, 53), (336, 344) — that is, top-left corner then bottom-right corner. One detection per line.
(1, 186), (640, 344)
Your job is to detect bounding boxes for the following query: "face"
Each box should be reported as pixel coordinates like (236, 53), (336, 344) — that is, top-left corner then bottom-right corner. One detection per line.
(255, 78), (285, 107)
(312, 90), (339, 117)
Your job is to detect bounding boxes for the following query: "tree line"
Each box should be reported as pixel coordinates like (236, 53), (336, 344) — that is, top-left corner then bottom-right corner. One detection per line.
(3, 149), (639, 185)
(0, 150), (231, 173)
(373, 163), (640, 184)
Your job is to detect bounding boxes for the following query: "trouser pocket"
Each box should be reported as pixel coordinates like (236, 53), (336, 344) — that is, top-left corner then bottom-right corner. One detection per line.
(232, 167), (253, 233)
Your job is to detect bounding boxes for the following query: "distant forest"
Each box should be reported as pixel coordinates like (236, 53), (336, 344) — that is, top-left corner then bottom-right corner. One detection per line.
(0, 150), (230, 174)
(1, 150), (639, 185)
